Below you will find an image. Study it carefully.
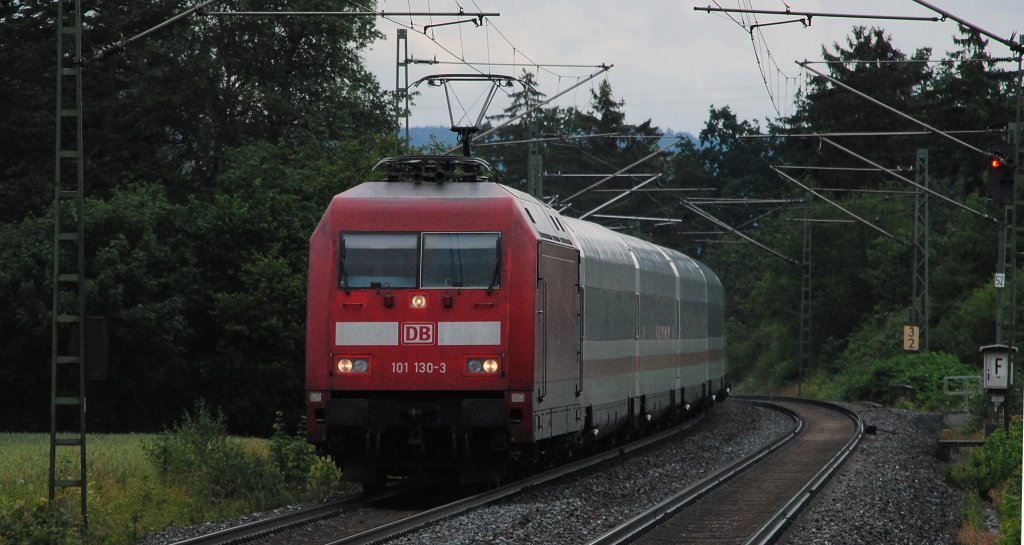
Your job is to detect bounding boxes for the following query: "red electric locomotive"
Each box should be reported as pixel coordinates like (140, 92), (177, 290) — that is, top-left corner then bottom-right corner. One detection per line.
(306, 156), (727, 488)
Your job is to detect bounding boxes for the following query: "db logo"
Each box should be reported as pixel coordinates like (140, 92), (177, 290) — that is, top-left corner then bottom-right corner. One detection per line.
(402, 323), (435, 345)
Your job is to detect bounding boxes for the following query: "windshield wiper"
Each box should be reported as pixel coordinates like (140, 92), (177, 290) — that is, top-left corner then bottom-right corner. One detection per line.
(487, 237), (501, 295)
(338, 237), (349, 293)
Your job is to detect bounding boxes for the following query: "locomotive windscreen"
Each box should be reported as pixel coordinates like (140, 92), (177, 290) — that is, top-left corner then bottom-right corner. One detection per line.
(422, 233), (500, 288)
(339, 232), (500, 290)
(340, 233), (418, 288)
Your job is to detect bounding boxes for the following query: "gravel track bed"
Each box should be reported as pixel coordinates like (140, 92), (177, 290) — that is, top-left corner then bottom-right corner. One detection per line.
(387, 401), (792, 545)
(144, 401), (964, 545)
(779, 404), (963, 545)
(142, 401), (788, 545)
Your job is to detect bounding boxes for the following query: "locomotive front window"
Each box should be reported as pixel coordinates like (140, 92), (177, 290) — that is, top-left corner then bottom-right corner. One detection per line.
(340, 233), (418, 288)
(421, 233), (501, 289)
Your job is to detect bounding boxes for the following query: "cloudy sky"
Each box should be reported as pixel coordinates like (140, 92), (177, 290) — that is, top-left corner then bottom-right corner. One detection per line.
(362, 0), (1023, 135)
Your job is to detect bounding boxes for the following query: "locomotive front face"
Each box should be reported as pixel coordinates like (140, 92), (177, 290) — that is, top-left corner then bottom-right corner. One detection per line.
(305, 181), (530, 485)
(331, 230), (506, 391)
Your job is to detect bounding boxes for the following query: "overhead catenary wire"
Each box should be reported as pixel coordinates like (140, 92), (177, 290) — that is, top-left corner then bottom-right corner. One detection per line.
(799, 61), (989, 156)
(380, 0), (610, 142)
(700, 0), (797, 120)
(771, 166), (906, 245)
(357, 1), (513, 96)
(694, 5), (941, 23)
(820, 137), (997, 223)
(679, 199), (798, 264)
(579, 175), (661, 220)
(558, 147), (666, 207)
(443, 64), (613, 154)
(92, 0), (223, 60)
(423, 60), (608, 69)
(741, 129), (1004, 139)
(802, 57), (1019, 65)
(910, 0), (1024, 55)
(206, 10), (499, 16)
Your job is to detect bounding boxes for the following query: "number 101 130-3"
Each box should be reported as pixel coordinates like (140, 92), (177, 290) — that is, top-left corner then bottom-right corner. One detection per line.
(391, 361), (447, 374)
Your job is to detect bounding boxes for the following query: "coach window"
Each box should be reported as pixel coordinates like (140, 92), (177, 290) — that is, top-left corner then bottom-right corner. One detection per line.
(421, 233), (501, 288)
(339, 233), (418, 288)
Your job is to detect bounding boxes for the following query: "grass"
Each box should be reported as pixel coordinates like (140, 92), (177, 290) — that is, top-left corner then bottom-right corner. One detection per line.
(0, 433), (271, 544)
(949, 420), (1023, 545)
(0, 408), (346, 545)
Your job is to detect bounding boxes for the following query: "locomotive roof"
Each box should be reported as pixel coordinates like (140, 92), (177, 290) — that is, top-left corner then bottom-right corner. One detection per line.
(333, 177), (721, 290)
(337, 180), (520, 201)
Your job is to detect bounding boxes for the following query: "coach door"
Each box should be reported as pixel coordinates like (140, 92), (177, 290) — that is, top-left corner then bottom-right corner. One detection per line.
(535, 242), (581, 404)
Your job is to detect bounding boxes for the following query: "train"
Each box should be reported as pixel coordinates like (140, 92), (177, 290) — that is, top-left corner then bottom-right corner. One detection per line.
(305, 155), (728, 489)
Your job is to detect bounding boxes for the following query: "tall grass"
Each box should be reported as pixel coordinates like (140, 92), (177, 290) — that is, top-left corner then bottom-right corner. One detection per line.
(949, 419), (1023, 545)
(0, 405), (346, 544)
(0, 433), (175, 544)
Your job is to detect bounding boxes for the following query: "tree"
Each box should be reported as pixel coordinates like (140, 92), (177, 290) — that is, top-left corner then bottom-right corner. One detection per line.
(0, 0), (396, 432)
(480, 70), (548, 187)
(0, 1), (63, 221)
(920, 26), (1016, 185)
(0, 0), (394, 220)
(782, 26), (933, 188)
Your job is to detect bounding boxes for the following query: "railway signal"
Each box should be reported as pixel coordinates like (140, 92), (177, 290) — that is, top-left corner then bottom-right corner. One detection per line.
(986, 142), (1016, 202)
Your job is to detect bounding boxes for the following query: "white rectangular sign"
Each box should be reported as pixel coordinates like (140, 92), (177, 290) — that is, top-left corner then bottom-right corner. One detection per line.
(984, 352), (1011, 389)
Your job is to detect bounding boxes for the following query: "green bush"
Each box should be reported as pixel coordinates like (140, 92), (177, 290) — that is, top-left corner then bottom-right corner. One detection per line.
(949, 420), (1022, 544)
(999, 473), (1021, 545)
(814, 352), (976, 410)
(307, 456), (344, 500)
(144, 401), (283, 505)
(950, 423), (1022, 498)
(270, 412), (314, 486)
(0, 499), (77, 545)
(267, 412), (345, 501)
(143, 402), (337, 514)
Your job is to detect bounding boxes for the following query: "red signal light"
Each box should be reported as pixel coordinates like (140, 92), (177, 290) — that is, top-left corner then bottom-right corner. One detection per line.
(991, 157), (1004, 169)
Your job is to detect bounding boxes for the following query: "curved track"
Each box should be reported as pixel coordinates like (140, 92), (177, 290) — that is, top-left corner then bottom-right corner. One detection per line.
(591, 397), (862, 545)
(169, 412), (708, 545)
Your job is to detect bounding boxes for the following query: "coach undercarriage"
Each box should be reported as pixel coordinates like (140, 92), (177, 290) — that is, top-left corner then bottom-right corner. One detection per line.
(324, 383), (729, 490)
(325, 393), (510, 487)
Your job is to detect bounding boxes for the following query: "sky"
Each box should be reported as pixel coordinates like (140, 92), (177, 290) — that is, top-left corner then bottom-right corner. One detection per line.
(361, 0), (1024, 135)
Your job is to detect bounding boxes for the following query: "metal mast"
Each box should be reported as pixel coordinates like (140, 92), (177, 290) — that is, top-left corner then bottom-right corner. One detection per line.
(50, 0), (87, 527)
(395, 29), (410, 154)
(527, 103), (543, 198)
(798, 196), (812, 397)
(997, 124), (1020, 347)
(911, 149), (930, 351)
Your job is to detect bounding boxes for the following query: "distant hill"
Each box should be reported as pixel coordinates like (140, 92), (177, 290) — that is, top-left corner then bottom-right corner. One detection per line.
(407, 126), (459, 150)
(659, 129), (698, 149)
(405, 126), (697, 151)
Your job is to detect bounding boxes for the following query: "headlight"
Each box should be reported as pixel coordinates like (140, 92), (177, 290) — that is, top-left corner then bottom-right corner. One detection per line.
(466, 357), (500, 374)
(410, 294), (428, 309)
(335, 357), (369, 374)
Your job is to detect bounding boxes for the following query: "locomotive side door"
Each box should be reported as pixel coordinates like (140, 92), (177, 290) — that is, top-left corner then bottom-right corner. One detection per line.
(535, 241), (582, 438)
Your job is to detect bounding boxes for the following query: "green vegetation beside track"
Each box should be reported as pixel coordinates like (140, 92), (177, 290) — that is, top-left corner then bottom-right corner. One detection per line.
(0, 404), (345, 545)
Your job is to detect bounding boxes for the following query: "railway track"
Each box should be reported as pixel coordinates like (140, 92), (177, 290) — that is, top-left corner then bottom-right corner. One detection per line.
(170, 411), (708, 545)
(165, 483), (423, 545)
(170, 399), (854, 545)
(590, 397), (863, 545)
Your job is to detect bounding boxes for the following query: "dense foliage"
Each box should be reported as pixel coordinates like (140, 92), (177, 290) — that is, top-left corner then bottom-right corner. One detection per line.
(1, 1), (393, 433)
(144, 401), (338, 508)
(0, 420), (343, 544)
(950, 420), (1022, 545)
(0, 499), (78, 545)
(1, 4), (1021, 437)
